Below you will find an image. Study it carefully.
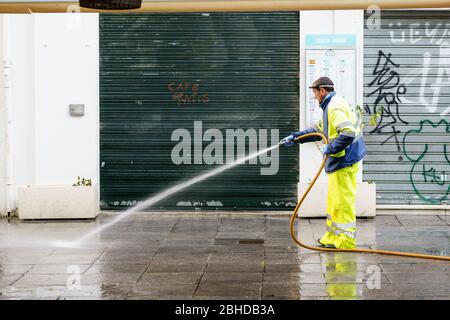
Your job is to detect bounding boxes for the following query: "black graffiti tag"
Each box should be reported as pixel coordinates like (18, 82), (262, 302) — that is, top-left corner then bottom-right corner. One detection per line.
(422, 164), (446, 186)
(365, 50), (408, 155)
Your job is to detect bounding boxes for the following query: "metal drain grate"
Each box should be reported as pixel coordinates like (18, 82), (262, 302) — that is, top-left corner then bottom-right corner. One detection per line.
(238, 239), (264, 244)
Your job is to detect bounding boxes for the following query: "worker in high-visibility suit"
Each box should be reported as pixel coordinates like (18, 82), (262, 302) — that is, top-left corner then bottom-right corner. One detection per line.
(280, 77), (367, 249)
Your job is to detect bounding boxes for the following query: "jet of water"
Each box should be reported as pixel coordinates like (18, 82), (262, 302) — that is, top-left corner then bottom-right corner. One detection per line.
(62, 144), (281, 247)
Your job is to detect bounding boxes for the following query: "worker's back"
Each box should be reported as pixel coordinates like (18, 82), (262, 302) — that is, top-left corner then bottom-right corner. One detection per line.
(322, 94), (366, 173)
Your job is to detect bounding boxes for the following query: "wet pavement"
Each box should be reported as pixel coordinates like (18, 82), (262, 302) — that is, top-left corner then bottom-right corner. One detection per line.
(0, 213), (449, 300)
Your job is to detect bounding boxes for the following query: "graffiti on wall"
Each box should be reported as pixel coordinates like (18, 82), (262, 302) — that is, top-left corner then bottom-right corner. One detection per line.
(402, 119), (450, 204)
(365, 17), (450, 204)
(387, 21), (450, 117)
(168, 81), (210, 106)
(365, 50), (408, 158)
(388, 22), (449, 47)
(401, 49), (450, 117)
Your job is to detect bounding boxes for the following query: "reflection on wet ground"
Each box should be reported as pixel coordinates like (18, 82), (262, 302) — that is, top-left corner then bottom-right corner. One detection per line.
(0, 214), (448, 299)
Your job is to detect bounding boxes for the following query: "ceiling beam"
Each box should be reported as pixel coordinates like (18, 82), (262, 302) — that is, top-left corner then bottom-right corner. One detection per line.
(0, 0), (448, 13)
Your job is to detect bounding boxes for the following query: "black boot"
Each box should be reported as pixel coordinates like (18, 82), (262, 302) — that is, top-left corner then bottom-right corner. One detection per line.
(316, 238), (336, 249)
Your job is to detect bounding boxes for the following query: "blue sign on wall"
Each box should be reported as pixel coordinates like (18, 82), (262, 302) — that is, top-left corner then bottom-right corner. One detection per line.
(306, 34), (357, 47)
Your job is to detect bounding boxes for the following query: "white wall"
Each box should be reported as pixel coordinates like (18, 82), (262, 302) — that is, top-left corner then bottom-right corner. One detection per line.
(33, 13), (99, 186)
(0, 15), (5, 214)
(11, 14), (35, 208)
(299, 10), (364, 184)
(0, 13), (99, 216)
(0, 14), (35, 216)
(296, 11), (376, 217)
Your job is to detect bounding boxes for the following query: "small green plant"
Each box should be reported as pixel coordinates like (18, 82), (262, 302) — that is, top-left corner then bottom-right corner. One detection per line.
(73, 176), (92, 187)
(369, 108), (383, 127)
(355, 105), (383, 128)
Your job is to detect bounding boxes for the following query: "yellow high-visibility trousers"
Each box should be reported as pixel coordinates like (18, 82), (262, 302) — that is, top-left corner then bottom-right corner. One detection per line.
(320, 162), (359, 249)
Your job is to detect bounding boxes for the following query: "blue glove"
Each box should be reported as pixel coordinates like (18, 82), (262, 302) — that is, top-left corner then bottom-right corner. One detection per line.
(280, 135), (295, 147)
(322, 144), (332, 155)
(291, 128), (321, 144)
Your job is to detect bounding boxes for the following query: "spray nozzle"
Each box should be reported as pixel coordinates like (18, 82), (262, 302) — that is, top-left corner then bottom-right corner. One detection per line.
(279, 135), (295, 146)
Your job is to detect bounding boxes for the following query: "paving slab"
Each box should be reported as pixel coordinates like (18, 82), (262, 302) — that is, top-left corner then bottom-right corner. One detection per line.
(438, 216), (450, 225)
(195, 281), (261, 298)
(396, 215), (447, 226)
(262, 283), (300, 299)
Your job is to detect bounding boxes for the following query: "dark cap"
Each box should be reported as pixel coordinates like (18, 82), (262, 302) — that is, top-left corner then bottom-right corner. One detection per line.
(309, 76), (334, 89)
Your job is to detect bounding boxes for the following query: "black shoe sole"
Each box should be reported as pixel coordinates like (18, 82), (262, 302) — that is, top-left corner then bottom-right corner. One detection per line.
(316, 239), (336, 249)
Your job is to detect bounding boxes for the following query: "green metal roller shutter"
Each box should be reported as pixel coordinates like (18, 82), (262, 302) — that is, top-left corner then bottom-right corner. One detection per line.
(364, 10), (450, 205)
(99, 13), (300, 210)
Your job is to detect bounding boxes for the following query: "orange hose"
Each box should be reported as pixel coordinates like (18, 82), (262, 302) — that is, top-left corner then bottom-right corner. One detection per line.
(289, 132), (450, 261)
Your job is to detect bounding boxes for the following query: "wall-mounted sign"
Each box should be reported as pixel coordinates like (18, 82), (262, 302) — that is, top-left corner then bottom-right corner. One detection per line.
(305, 34), (357, 127)
(306, 34), (357, 47)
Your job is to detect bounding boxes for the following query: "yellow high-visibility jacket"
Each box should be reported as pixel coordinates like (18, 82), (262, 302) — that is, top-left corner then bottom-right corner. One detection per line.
(296, 92), (367, 173)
